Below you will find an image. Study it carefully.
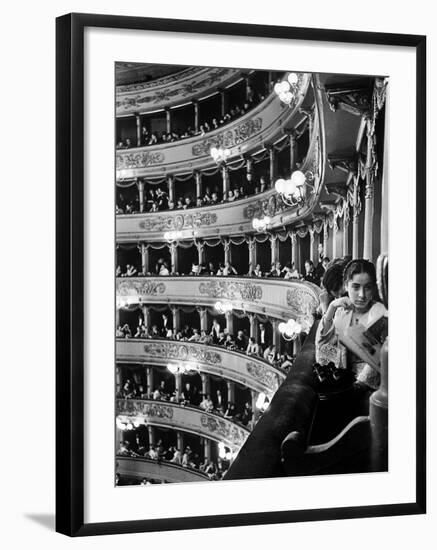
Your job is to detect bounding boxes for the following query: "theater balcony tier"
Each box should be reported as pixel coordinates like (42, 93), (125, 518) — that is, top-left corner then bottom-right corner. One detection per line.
(117, 338), (286, 397)
(116, 276), (321, 323)
(116, 119), (322, 242)
(116, 73), (311, 179)
(116, 456), (210, 483)
(116, 67), (247, 116)
(116, 399), (250, 451)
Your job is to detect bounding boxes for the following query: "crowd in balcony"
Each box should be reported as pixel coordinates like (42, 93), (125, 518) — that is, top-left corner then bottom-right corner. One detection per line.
(116, 255), (329, 287)
(117, 438), (230, 482)
(117, 313), (294, 374)
(117, 376), (255, 430)
(116, 83), (267, 150)
(115, 172), (272, 215)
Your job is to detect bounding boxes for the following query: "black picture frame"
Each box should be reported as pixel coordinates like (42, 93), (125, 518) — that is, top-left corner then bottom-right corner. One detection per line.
(56, 12), (426, 537)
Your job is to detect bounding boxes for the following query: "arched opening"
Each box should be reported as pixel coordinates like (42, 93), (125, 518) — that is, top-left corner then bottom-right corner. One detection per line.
(230, 241), (248, 275)
(177, 244), (197, 275)
(204, 241), (224, 270)
(116, 245), (141, 275)
(148, 247), (171, 275)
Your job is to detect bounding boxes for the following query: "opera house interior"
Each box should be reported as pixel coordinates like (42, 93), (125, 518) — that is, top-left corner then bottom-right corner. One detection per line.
(114, 63), (389, 486)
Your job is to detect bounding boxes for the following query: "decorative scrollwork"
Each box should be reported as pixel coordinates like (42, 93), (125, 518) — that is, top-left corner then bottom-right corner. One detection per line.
(286, 287), (319, 317)
(199, 280), (262, 302)
(116, 151), (165, 170)
(192, 117), (262, 157)
(116, 67), (201, 93)
(117, 280), (166, 297)
(116, 68), (240, 111)
(116, 399), (174, 420)
(143, 342), (222, 365)
(200, 415), (248, 447)
(139, 212), (217, 232)
(246, 362), (281, 392)
(243, 193), (286, 220)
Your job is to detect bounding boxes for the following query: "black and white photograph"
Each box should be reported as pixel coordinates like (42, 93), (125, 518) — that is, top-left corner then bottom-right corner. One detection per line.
(114, 63), (389, 487)
(0, 0), (431, 545)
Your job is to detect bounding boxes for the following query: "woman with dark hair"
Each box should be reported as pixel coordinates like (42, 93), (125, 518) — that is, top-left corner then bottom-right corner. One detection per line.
(318, 258), (348, 315)
(315, 259), (387, 390)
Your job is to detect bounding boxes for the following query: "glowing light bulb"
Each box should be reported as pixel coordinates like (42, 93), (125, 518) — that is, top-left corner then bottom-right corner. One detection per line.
(275, 178), (285, 194)
(287, 72), (299, 85)
(291, 170), (306, 187)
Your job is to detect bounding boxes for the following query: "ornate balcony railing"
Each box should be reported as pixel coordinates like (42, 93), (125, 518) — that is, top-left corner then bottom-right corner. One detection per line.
(116, 338), (286, 396)
(116, 456), (210, 483)
(116, 74), (311, 179)
(116, 399), (250, 451)
(116, 93), (323, 242)
(116, 276), (321, 323)
(116, 67), (244, 116)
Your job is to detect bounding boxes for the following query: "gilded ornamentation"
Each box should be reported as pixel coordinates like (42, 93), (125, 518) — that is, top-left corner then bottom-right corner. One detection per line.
(245, 362), (282, 392)
(139, 212), (217, 232)
(199, 280), (262, 302)
(116, 399), (174, 420)
(143, 342), (222, 365)
(116, 67), (201, 93)
(116, 68), (240, 111)
(286, 287), (319, 317)
(116, 151), (165, 170)
(117, 280), (166, 296)
(200, 415), (248, 447)
(243, 193), (286, 220)
(192, 117), (262, 157)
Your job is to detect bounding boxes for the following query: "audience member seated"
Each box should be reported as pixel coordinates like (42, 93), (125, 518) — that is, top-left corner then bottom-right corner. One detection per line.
(120, 323), (132, 338)
(235, 330), (248, 351)
(279, 353), (294, 372)
(134, 323), (148, 338)
(318, 258), (348, 315)
(268, 261), (282, 278)
(216, 262), (226, 276)
(116, 173), (271, 215)
(283, 262), (300, 279)
(315, 258), (387, 391)
(224, 403), (236, 419)
(198, 330), (212, 344)
(157, 260), (170, 276)
(224, 333), (237, 350)
(239, 402), (253, 426)
(248, 263), (263, 277)
(246, 336), (261, 356)
(120, 264), (138, 277)
(225, 190), (236, 202)
(183, 196), (193, 209)
(210, 192), (219, 204)
(200, 394), (214, 412)
(188, 328), (201, 342)
(303, 260), (318, 284)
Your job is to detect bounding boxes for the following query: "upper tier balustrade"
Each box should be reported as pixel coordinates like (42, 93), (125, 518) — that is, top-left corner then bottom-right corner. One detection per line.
(116, 67), (245, 116)
(116, 109), (322, 241)
(116, 399), (250, 451)
(116, 74), (311, 179)
(116, 456), (210, 483)
(117, 338), (286, 397)
(116, 276), (321, 323)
